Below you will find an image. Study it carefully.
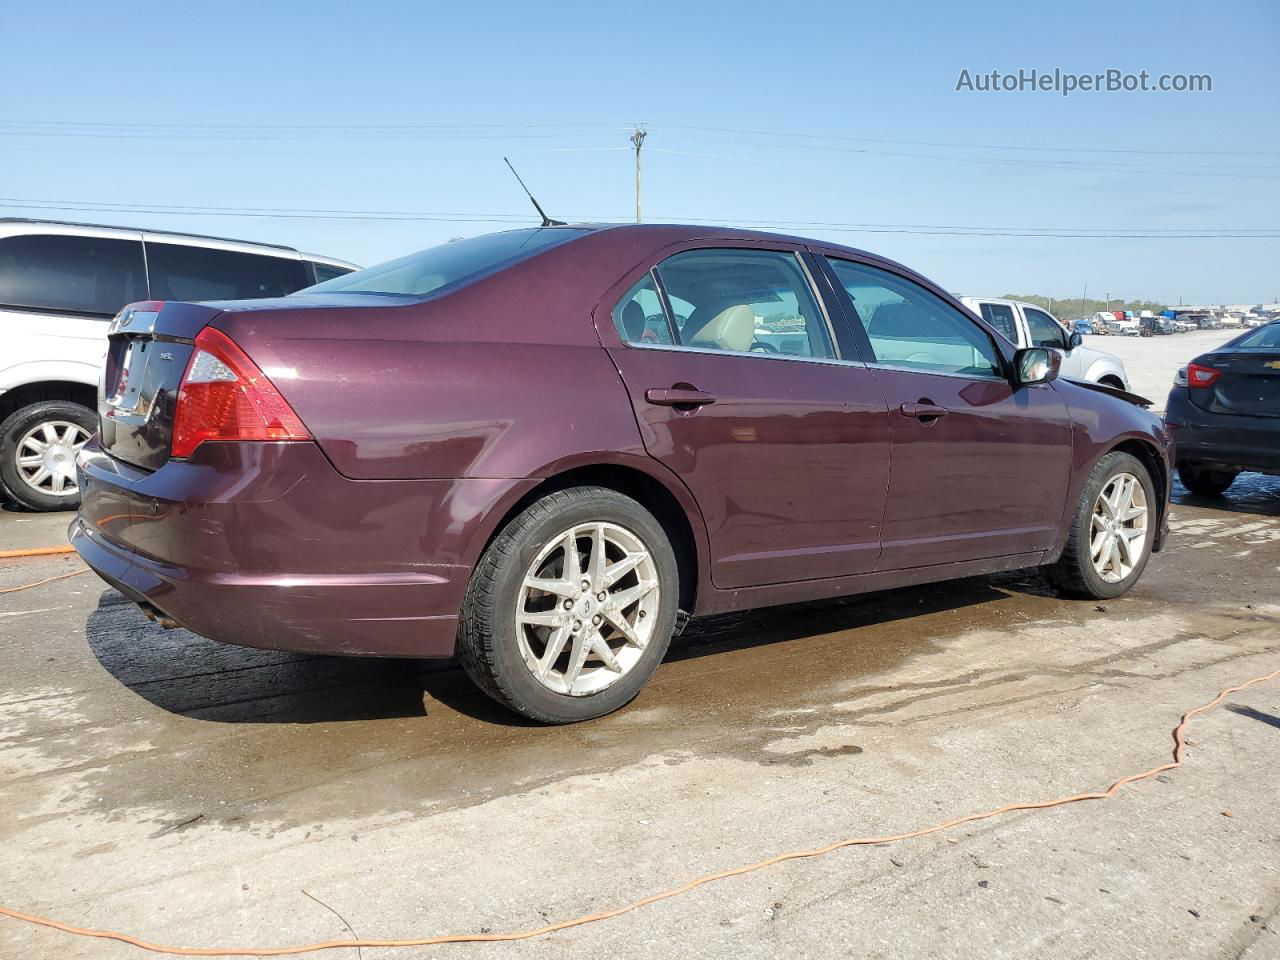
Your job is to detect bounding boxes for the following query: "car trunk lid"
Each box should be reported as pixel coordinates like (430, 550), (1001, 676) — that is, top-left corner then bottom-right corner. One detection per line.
(98, 301), (224, 470)
(1189, 351), (1280, 418)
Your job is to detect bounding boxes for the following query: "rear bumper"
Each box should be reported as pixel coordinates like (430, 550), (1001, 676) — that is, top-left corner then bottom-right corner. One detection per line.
(1165, 390), (1280, 475)
(72, 439), (536, 657)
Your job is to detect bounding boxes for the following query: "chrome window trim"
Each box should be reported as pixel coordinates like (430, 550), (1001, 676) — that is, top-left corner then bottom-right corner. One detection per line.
(862, 361), (1009, 383)
(618, 340), (869, 370)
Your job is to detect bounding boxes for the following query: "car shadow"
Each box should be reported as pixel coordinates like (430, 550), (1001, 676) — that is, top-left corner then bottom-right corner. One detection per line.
(1171, 474), (1280, 517)
(85, 573), (1019, 728)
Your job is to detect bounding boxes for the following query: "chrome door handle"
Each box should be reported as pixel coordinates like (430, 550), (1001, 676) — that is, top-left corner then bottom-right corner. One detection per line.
(899, 401), (949, 420)
(645, 388), (716, 408)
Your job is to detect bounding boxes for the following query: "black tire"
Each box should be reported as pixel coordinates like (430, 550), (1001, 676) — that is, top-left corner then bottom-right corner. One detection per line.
(1046, 451), (1156, 600)
(457, 486), (680, 724)
(0, 400), (98, 512)
(1177, 464), (1237, 497)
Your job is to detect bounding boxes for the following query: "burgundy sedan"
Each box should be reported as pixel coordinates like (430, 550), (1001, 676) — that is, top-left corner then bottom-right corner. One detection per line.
(73, 225), (1170, 722)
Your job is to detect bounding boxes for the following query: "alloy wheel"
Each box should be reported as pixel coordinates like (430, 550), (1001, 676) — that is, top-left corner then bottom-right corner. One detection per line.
(1089, 472), (1149, 583)
(515, 521), (661, 696)
(15, 420), (92, 498)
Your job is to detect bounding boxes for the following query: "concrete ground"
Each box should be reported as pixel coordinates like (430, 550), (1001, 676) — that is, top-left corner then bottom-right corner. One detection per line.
(1, 473), (1279, 959)
(1080, 329), (1242, 410)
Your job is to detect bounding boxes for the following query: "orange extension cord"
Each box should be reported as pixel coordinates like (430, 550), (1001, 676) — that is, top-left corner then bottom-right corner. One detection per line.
(0, 544), (87, 594)
(0, 544), (76, 559)
(0, 666), (1276, 956)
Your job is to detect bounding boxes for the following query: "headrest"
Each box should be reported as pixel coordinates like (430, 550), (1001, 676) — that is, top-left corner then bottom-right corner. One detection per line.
(689, 304), (754, 352)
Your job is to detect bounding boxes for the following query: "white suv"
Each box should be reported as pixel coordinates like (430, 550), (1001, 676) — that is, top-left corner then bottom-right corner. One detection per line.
(0, 219), (356, 510)
(958, 296), (1131, 390)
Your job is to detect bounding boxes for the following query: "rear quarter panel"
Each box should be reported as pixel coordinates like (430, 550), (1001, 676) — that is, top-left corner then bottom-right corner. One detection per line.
(207, 231), (667, 482)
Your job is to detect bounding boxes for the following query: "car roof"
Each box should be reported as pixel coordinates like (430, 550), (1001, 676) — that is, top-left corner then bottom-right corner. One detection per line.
(0, 217), (298, 254)
(0, 217), (362, 267)
(570, 222), (937, 284)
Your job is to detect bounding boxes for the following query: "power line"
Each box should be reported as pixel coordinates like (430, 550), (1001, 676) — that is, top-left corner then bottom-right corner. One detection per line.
(1, 198), (1276, 238)
(3, 118), (1274, 158)
(661, 124), (1280, 158)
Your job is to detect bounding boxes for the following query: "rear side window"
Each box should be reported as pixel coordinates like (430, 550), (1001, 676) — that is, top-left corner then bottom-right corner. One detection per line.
(302, 227), (589, 298)
(636, 249), (835, 359)
(612, 273), (675, 345)
(146, 243), (310, 301)
(311, 262), (352, 284)
(0, 234), (145, 316)
(976, 302), (1017, 342)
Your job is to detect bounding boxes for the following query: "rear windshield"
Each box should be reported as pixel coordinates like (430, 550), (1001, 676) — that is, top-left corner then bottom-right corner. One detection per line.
(1232, 323), (1280, 349)
(297, 227), (588, 298)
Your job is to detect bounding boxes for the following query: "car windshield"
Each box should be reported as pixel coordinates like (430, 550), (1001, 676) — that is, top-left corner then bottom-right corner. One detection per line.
(1233, 323), (1280, 349)
(296, 227), (589, 298)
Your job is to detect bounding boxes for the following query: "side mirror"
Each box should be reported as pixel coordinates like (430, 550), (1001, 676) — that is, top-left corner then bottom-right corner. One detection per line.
(1014, 347), (1061, 386)
(1067, 331), (1083, 350)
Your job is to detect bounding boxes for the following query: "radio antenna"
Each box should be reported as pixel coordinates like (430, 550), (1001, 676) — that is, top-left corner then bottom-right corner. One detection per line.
(503, 157), (565, 227)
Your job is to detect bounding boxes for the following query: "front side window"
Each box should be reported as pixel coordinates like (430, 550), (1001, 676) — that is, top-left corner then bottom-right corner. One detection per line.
(977, 302), (1018, 342)
(639, 249), (834, 359)
(1023, 306), (1068, 350)
(826, 258), (1002, 378)
(301, 227), (588, 298)
(146, 244), (310, 301)
(0, 234), (145, 316)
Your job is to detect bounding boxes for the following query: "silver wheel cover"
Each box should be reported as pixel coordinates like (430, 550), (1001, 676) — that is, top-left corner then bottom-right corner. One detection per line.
(515, 521), (661, 696)
(1089, 472), (1149, 583)
(15, 420), (91, 498)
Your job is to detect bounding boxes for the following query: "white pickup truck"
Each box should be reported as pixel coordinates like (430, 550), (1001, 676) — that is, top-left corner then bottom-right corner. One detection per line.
(958, 296), (1131, 390)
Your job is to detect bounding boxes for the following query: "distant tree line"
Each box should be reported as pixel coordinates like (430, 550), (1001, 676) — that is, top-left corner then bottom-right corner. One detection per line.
(1002, 294), (1170, 323)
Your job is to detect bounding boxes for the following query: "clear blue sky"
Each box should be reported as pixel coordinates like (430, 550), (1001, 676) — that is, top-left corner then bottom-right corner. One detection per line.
(2, 0), (1277, 305)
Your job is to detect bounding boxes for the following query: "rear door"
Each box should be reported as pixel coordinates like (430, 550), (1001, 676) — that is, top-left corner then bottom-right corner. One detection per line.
(819, 255), (1073, 570)
(599, 242), (891, 589)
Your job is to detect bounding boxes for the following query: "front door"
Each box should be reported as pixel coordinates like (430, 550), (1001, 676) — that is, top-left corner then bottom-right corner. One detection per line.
(600, 246), (891, 589)
(821, 255), (1073, 570)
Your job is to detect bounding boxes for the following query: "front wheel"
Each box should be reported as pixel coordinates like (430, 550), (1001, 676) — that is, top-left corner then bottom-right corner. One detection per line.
(457, 486), (680, 723)
(0, 400), (97, 511)
(1047, 451), (1156, 599)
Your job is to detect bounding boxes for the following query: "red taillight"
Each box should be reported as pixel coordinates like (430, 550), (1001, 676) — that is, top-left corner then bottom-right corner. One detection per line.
(171, 327), (310, 459)
(1186, 362), (1222, 388)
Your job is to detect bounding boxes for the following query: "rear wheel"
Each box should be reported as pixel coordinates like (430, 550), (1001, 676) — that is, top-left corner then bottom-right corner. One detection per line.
(1177, 464), (1237, 497)
(457, 486), (679, 723)
(1047, 451), (1156, 599)
(0, 401), (96, 511)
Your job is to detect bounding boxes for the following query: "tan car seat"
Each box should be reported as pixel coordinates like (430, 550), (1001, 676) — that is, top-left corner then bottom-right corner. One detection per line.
(688, 304), (755, 352)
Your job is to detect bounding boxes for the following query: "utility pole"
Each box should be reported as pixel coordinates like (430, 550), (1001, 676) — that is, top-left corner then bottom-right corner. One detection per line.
(1079, 282), (1088, 321)
(630, 125), (647, 223)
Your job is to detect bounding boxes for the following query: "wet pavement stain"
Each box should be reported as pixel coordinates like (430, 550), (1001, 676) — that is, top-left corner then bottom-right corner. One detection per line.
(2, 476), (1277, 840)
